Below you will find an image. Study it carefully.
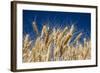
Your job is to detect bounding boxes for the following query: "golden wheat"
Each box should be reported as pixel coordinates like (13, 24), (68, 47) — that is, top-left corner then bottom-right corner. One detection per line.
(22, 24), (91, 62)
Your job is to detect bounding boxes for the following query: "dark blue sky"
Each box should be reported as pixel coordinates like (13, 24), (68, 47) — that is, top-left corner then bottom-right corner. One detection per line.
(23, 10), (91, 42)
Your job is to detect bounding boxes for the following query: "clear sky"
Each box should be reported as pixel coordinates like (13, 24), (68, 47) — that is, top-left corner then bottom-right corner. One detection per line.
(23, 10), (91, 42)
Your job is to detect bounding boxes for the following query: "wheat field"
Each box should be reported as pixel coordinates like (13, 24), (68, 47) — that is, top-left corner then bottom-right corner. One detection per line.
(22, 23), (91, 63)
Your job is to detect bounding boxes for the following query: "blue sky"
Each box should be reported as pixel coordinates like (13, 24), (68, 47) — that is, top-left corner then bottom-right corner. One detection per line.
(23, 10), (91, 42)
